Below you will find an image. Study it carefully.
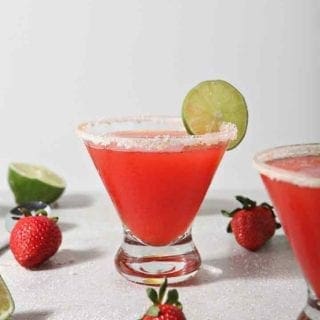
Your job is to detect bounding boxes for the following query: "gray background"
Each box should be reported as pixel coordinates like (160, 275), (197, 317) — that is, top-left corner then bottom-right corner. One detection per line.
(0, 0), (319, 193)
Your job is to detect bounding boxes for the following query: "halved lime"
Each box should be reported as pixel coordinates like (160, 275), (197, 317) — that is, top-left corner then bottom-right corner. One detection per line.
(182, 80), (248, 150)
(0, 275), (14, 320)
(8, 163), (66, 204)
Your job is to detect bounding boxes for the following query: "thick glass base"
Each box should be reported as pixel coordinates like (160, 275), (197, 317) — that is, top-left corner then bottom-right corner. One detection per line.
(114, 228), (201, 285)
(298, 287), (320, 320)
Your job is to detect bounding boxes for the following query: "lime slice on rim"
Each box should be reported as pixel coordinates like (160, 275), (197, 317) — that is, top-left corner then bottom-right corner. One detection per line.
(0, 275), (14, 320)
(182, 80), (248, 150)
(8, 163), (66, 204)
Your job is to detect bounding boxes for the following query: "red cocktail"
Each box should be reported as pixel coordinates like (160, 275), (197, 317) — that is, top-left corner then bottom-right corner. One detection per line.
(78, 117), (236, 284)
(254, 144), (320, 320)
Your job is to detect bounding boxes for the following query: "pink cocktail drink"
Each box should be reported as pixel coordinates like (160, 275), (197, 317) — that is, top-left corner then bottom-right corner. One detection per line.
(87, 134), (226, 246)
(78, 117), (236, 284)
(254, 144), (320, 320)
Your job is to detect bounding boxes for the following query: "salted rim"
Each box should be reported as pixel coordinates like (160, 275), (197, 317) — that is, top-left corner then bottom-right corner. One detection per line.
(76, 116), (237, 151)
(253, 143), (320, 188)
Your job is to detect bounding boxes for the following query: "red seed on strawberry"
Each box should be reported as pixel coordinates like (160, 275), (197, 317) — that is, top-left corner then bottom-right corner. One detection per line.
(140, 279), (186, 320)
(10, 210), (62, 268)
(222, 195), (281, 251)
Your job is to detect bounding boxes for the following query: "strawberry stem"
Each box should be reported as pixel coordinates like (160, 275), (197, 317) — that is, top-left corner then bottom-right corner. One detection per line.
(158, 278), (167, 303)
(236, 195), (257, 209)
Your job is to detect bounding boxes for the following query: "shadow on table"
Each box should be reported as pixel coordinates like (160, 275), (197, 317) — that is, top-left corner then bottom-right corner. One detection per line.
(58, 221), (78, 232)
(0, 243), (9, 257)
(198, 197), (238, 216)
(178, 234), (301, 287)
(0, 205), (10, 218)
(13, 310), (53, 320)
(56, 192), (95, 209)
(0, 205), (10, 256)
(38, 248), (105, 270)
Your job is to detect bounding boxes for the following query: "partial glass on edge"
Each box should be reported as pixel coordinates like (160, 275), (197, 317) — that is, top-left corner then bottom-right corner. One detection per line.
(253, 143), (320, 320)
(77, 116), (237, 285)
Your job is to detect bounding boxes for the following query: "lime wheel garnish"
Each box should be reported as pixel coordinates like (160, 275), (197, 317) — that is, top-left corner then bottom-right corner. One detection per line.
(182, 80), (248, 150)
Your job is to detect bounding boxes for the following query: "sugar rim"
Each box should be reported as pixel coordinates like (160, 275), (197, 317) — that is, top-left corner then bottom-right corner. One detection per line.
(253, 143), (320, 188)
(76, 116), (237, 151)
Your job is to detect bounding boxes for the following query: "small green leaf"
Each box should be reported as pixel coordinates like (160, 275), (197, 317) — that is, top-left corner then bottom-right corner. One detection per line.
(236, 195), (256, 209)
(146, 305), (160, 316)
(221, 210), (232, 217)
(35, 209), (48, 216)
(146, 288), (158, 304)
(261, 202), (273, 210)
(166, 289), (179, 304)
(222, 208), (240, 218)
(50, 216), (59, 223)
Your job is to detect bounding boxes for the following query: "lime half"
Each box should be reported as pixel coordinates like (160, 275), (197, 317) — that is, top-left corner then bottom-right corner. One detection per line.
(182, 80), (248, 150)
(8, 163), (66, 204)
(0, 275), (14, 320)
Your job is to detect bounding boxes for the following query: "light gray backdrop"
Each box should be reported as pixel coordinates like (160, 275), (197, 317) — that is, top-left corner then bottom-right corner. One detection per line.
(0, 0), (319, 194)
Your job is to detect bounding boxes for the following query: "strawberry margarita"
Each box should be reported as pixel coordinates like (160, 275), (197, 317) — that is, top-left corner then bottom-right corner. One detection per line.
(78, 117), (236, 284)
(254, 144), (320, 319)
(87, 134), (226, 246)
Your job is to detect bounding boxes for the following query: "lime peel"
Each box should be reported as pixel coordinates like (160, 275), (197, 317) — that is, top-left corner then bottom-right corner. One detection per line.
(0, 275), (15, 320)
(182, 79), (248, 150)
(8, 163), (66, 204)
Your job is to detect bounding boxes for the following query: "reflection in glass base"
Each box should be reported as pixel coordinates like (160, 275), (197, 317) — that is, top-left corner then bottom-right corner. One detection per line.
(298, 287), (320, 320)
(114, 228), (201, 285)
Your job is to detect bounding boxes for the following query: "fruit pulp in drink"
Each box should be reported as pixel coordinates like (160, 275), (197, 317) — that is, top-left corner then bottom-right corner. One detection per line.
(86, 131), (228, 246)
(261, 155), (320, 296)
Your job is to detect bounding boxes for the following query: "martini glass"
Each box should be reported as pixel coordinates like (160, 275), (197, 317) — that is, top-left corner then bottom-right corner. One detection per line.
(77, 116), (236, 285)
(253, 144), (320, 319)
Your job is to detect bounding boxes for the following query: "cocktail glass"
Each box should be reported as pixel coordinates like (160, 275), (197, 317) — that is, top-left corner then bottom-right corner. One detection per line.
(77, 116), (236, 284)
(253, 143), (320, 319)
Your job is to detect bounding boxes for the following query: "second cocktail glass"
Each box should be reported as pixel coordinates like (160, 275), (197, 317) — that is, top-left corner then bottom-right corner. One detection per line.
(77, 116), (236, 284)
(254, 144), (320, 320)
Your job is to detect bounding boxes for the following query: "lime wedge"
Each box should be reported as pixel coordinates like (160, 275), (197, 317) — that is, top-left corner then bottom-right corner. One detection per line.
(0, 275), (14, 320)
(8, 163), (66, 204)
(182, 80), (248, 150)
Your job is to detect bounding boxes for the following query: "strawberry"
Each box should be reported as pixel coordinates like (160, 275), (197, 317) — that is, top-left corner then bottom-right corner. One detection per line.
(222, 195), (281, 251)
(139, 279), (186, 320)
(9, 210), (62, 268)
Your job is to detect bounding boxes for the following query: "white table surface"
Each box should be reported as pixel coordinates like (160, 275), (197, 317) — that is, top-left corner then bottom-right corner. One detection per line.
(0, 189), (306, 320)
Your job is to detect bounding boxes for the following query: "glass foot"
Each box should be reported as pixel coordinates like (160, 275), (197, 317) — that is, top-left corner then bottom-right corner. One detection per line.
(298, 287), (320, 320)
(114, 229), (201, 285)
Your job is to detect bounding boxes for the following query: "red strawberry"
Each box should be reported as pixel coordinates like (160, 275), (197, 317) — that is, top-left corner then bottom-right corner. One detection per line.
(222, 196), (281, 251)
(10, 210), (62, 268)
(140, 279), (186, 320)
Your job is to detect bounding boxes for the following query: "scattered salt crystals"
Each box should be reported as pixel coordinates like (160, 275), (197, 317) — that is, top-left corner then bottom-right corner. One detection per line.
(0, 190), (307, 319)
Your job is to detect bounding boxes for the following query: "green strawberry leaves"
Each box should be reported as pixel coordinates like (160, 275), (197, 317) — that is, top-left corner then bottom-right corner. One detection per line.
(141, 278), (184, 318)
(147, 288), (158, 305)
